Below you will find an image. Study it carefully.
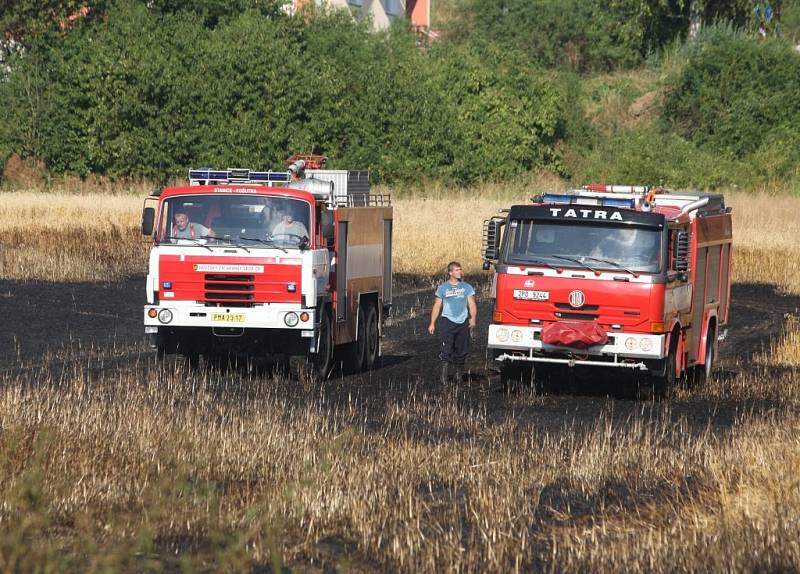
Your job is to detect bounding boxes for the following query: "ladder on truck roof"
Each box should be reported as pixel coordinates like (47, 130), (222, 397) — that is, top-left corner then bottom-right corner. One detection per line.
(187, 167), (390, 208)
(536, 184), (727, 217)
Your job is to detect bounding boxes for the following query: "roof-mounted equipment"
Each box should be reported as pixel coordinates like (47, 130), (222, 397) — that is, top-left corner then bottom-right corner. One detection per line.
(188, 168), (290, 186)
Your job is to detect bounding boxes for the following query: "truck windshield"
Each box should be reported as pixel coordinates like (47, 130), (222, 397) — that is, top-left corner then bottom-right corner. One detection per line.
(504, 220), (663, 274)
(158, 195), (311, 248)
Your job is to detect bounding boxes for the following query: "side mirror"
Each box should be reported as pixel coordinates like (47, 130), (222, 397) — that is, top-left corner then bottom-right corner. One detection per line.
(321, 210), (335, 246)
(142, 207), (155, 236)
(672, 230), (689, 273)
(482, 219), (502, 264)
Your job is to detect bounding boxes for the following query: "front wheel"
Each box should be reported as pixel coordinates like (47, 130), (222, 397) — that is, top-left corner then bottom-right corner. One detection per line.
(499, 363), (533, 389)
(691, 325), (716, 386)
(313, 309), (334, 379)
(652, 344), (677, 400)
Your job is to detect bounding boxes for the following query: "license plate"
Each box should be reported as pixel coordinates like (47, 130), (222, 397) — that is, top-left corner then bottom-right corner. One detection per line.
(212, 313), (245, 322)
(513, 289), (549, 301)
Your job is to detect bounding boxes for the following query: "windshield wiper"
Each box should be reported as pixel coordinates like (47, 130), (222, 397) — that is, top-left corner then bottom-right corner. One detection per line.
(213, 235), (252, 253)
(583, 256), (640, 278)
(162, 235), (213, 252)
(549, 254), (602, 275)
(510, 256), (560, 271)
(239, 236), (288, 253)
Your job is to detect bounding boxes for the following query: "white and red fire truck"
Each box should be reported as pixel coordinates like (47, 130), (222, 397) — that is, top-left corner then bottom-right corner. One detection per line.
(482, 185), (733, 397)
(141, 156), (393, 377)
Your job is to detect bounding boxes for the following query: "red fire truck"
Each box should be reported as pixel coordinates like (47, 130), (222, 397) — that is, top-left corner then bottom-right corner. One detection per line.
(141, 156), (393, 377)
(482, 185), (733, 397)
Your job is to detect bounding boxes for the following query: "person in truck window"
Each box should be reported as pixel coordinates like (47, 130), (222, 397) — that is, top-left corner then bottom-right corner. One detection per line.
(171, 211), (213, 241)
(270, 207), (309, 241)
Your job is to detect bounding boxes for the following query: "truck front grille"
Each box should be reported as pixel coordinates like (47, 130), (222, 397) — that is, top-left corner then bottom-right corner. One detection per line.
(204, 274), (255, 307)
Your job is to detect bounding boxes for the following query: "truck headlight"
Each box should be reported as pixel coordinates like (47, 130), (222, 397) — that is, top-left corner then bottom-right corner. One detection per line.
(625, 337), (638, 351)
(284, 312), (299, 327)
(496, 328), (509, 342)
(511, 330), (523, 342)
(640, 338), (653, 352)
(157, 309), (173, 324)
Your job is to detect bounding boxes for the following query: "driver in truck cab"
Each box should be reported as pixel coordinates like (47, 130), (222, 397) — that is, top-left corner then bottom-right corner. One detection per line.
(271, 205), (309, 240)
(171, 211), (214, 241)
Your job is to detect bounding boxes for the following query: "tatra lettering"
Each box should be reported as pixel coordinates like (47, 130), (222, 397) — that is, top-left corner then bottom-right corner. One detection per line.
(545, 207), (625, 220)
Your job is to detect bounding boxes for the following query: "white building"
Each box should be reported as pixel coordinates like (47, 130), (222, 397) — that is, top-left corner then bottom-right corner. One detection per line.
(290, 0), (432, 33)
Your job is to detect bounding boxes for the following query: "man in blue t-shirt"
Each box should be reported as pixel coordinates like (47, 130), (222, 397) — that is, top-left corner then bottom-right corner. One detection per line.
(428, 261), (477, 383)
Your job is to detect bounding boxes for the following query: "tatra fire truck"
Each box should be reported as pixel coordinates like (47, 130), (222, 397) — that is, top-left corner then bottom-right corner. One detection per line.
(141, 156), (393, 377)
(482, 185), (733, 397)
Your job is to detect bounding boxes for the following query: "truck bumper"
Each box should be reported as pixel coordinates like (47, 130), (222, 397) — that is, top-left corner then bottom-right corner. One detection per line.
(144, 302), (315, 333)
(487, 324), (666, 371)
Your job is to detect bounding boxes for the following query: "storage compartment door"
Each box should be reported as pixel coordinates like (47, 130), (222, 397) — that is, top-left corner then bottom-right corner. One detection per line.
(337, 222), (348, 322)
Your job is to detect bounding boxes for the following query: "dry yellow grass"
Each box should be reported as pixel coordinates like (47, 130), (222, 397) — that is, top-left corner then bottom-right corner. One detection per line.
(1, 185), (799, 571)
(0, 191), (146, 282)
(2, 187), (797, 289)
(1, 349), (799, 571)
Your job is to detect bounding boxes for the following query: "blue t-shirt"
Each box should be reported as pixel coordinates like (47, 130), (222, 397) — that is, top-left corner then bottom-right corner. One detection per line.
(435, 281), (475, 324)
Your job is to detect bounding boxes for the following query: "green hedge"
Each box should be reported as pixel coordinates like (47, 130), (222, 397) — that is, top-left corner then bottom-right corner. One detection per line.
(0, 1), (567, 184)
(661, 25), (800, 158)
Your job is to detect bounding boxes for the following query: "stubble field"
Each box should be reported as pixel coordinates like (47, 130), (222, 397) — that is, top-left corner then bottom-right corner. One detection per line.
(0, 186), (799, 572)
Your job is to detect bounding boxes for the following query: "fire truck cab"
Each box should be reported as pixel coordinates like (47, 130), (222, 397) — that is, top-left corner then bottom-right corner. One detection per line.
(482, 185), (733, 397)
(141, 157), (393, 377)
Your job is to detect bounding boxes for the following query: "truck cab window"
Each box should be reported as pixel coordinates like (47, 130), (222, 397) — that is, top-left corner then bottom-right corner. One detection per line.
(158, 196), (312, 248)
(505, 220), (664, 274)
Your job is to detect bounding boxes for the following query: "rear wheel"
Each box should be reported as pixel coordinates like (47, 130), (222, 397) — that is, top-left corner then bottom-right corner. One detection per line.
(362, 303), (379, 371)
(341, 307), (367, 374)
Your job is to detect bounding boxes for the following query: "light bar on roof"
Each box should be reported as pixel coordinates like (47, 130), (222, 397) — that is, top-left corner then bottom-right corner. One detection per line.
(542, 193), (571, 204)
(604, 197), (636, 208)
(188, 169), (291, 183)
(539, 193), (635, 209)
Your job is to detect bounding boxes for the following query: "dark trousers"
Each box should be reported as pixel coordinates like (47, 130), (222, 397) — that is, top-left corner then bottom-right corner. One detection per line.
(439, 317), (470, 366)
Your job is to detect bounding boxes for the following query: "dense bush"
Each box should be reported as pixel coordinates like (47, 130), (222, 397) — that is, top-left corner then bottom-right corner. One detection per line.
(0, 0), (567, 184)
(566, 126), (748, 189)
(661, 25), (800, 158)
(447, 0), (686, 73)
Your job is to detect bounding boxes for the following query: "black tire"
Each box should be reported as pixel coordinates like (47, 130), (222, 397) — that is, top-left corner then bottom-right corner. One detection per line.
(181, 350), (200, 370)
(500, 363), (532, 388)
(362, 303), (379, 371)
(691, 325), (716, 386)
(313, 309), (335, 379)
(653, 343), (677, 400)
(341, 307), (367, 374)
(174, 335), (200, 370)
(272, 356), (291, 377)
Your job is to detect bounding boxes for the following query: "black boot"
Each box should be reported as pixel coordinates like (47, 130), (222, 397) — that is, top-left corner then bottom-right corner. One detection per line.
(440, 362), (449, 384)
